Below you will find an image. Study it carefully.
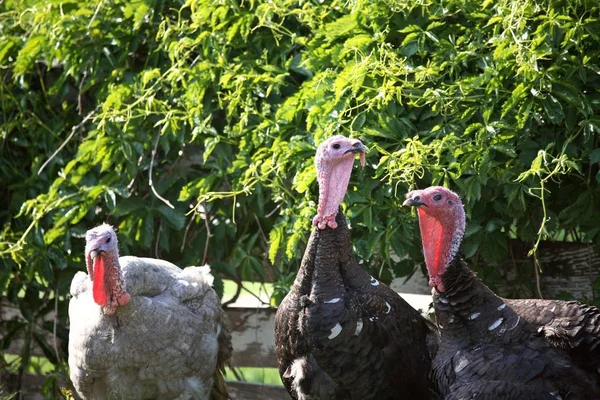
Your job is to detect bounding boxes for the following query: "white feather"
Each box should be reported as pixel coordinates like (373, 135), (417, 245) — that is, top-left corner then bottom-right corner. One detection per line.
(328, 323), (343, 339)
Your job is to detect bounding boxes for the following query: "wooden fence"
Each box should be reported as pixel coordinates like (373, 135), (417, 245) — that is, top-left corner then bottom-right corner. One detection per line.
(2, 293), (432, 399)
(1, 301), (286, 400)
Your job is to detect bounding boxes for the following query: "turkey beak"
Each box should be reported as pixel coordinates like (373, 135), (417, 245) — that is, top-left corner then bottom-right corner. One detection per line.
(403, 196), (427, 208)
(344, 142), (369, 155)
(89, 248), (104, 261)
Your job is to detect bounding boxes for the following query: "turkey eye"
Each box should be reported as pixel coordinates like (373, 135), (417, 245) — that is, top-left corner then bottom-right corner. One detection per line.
(106, 237), (111, 243)
(433, 194), (442, 201)
(332, 143), (341, 150)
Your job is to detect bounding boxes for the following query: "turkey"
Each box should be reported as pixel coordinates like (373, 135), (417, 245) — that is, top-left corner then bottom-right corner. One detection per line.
(404, 186), (600, 399)
(274, 136), (439, 400)
(504, 298), (600, 375)
(68, 223), (232, 400)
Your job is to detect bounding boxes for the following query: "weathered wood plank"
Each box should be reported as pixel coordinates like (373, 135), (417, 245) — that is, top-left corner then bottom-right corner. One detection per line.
(3, 300), (279, 368)
(3, 292), (432, 369)
(227, 307), (277, 368)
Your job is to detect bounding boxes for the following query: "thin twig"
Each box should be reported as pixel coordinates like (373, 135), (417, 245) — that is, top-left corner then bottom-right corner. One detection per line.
(155, 221), (162, 259)
(202, 205), (211, 265)
(77, 70), (88, 115)
(533, 257), (544, 299)
(53, 283), (61, 364)
(222, 281), (243, 308)
(229, 366), (243, 381)
(38, 110), (95, 175)
(180, 214), (195, 253)
(253, 214), (268, 246)
(265, 204), (281, 218)
(87, 0), (104, 29)
(127, 154), (144, 191)
(149, 131), (175, 209)
(240, 282), (270, 306)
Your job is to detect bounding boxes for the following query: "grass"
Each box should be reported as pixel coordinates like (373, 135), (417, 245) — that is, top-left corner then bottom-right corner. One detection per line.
(222, 279), (274, 306)
(226, 367), (282, 386)
(3, 354), (55, 375)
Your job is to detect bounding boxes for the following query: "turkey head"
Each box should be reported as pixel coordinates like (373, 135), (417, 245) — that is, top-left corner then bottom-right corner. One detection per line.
(403, 186), (465, 293)
(85, 224), (131, 314)
(313, 135), (368, 230)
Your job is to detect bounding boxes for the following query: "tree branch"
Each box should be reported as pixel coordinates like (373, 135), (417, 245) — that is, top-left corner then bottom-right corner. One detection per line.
(202, 204), (211, 265)
(38, 110), (95, 175)
(180, 214), (195, 253)
(53, 283), (61, 364)
(149, 131), (175, 209)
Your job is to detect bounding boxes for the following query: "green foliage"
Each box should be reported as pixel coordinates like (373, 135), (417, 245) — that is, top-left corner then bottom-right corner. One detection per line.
(1, 0), (599, 395)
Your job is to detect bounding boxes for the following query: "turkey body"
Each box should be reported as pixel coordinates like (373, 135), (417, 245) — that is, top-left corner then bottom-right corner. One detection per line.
(404, 186), (600, 399)
(432, 257), (600, 400)
(505, 298), (600, 376)
(275, 211), (439, 400)
(69, 256), (231, 400)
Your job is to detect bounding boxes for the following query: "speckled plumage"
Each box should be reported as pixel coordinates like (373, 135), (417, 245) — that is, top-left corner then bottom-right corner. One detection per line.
(275, 211), (439, 400)
(432, 257), (600, 399)
(505, 298), (600, 376)
(69, 226), (231, 400)
(276, 137), (439, 400)
(406, 187), (600, 399)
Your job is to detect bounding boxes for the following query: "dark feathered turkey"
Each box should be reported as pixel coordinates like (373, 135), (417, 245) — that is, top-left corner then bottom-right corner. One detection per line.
(404, 186), (600, 399)
(505, 298), (600, 375)
(275, 136), (439, 400)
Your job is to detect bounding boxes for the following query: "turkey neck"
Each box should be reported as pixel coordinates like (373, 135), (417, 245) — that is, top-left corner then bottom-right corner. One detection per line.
(293, 209), (354, 301)
(433, 256), (524, 342)
(93, 250), (126, 306)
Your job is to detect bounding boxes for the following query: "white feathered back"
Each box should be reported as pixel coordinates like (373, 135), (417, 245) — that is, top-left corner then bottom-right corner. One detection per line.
(68, 256), (231, 400)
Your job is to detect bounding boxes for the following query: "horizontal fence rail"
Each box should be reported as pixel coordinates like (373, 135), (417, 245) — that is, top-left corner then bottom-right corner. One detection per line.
(2, 293), (432, 399)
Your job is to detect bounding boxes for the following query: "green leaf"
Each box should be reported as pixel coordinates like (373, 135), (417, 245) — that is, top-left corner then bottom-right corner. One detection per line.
(322, 14), (357, 39)
(141, 212), (154, 249)
(491, 144), (516, 158)
(399, 25), (422, 33)
(501, 83), (528, 118)
(0, 37), (18, 64)
(293, 165), (316, 194)
(268, 225), (283, 264)
(155, 205), (186, 230)
(541, 94), (564, 124)
(334, 62), (366, 98)
(104, 190), (117, 210)
(401, 32), (420, 47)
(589, 149), (600, 164)
(13, 35), (45, 76)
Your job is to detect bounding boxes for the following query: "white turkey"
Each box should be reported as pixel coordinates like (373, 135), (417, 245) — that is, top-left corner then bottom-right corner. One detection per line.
(274, 136), (439, 400)
(68, 223), (232, 399)
(404, 186), (600, 399)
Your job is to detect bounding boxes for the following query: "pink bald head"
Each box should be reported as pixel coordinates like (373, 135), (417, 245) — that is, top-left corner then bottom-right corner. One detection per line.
(403, 186), (465, 292)
(312, 136), (368, 230)
(85, 223), (130, 314)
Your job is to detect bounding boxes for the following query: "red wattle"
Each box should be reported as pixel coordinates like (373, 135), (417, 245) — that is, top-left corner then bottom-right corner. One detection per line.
(418, 208), (448, 287)
(92, 256), (109, 306)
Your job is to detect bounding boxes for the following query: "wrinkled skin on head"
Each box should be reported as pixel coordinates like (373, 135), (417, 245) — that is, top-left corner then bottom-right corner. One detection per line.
(403, 186), (465, 293)
(85, 223), (131, 314)
(313, 135), (368, 230)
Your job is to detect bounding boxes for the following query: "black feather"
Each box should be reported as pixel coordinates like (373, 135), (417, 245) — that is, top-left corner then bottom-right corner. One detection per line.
(275, 210), (440, 400)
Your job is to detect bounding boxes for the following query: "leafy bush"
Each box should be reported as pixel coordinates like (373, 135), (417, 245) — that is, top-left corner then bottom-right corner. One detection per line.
(1, 0), (599, 395)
